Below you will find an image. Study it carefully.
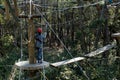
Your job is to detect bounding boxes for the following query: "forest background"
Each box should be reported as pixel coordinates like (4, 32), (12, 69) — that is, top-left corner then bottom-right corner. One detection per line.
(0, 0), (120, 80)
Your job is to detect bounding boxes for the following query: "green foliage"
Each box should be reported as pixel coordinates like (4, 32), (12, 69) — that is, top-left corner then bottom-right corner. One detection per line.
(1, 34), (13, 47)
(0, 0), (120, 80)
(0, 47), (19, 80)
(0, 14), (4, 23)
(0, 33), (20, 79)
(89, 18), (105, 28)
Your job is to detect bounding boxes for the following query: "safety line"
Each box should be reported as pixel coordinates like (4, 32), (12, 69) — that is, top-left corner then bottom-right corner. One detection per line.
(16, 0), (77, 7)
(33, 1), (120, 13)
(35, 6), (90, 80)
(29, 0), (33, 19)
(33, 0), (104, 12)
(14, 0), (120, 10)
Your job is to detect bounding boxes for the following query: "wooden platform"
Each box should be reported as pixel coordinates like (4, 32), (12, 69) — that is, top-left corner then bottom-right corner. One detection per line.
(112, 33), (120, 39)
(15, 61), (49, 70)
(51, 57), (85, 67)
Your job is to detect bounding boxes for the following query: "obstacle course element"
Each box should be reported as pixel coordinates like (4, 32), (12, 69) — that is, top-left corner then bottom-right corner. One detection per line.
(15, 61), (49, 70)
(112, 33), (120, 39)
(51, 44), (116, 67)
(3, 0), (119, 79)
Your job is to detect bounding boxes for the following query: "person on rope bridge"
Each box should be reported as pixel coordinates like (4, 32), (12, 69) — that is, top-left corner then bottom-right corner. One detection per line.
(35, 27), (47, 63)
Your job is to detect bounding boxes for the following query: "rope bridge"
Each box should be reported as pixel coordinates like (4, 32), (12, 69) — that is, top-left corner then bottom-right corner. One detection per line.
(51, 44), (116, 67)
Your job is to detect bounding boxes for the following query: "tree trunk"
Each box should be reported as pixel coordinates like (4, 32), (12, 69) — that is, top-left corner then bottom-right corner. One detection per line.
(4, 0), (10, 20)
(28, 18), (36, 64)
(102, 4), (110, 58)
(13, 0), (19, 16)
(71, 9), (75, 42)
(77, 0), (88, 53)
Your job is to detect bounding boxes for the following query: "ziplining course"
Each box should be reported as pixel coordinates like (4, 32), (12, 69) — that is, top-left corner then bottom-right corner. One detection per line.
(1, 0), (120, 80)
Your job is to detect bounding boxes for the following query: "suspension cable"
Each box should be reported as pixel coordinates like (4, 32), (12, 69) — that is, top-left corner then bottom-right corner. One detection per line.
(33, 0), (104, 12)
(35, 6), (90, 80)
(19, 19), (24, 80)
(33, 1), (120, 14)
(20, 20), (23, 60)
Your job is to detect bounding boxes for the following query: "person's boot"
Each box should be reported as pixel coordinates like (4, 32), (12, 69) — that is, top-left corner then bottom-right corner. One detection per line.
(38, 60), (42, 63)
(38, 60), (39, 63)
(39, 60), (42, 63)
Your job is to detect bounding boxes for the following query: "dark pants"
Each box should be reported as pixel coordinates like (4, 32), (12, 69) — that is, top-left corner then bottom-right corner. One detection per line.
(37, 48), (42, 63)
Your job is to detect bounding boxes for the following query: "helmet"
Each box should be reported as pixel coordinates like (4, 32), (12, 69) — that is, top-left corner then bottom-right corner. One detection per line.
(37, 28), (42, 33)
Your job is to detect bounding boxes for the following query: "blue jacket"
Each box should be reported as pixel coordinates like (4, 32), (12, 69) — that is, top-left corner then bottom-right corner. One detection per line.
(35, 33), (47, 48)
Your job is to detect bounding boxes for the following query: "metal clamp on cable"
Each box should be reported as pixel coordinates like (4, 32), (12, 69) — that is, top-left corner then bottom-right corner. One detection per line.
(28, 15), (32, 19)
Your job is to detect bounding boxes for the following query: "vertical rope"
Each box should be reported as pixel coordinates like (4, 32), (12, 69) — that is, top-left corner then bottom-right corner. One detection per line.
(43, 66), (45, 80)
(29, 0), (33, 19)
(20, 20), (23, 60)
(42, 34), (45, 80)
(29, 0), (32, 17)
(42, 25), (48, 80)
(42, 0), (46, 80)
(19, 19), (23, 80)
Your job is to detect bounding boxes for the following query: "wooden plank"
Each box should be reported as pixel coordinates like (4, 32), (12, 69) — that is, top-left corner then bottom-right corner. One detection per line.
(85, 44), (116, 57)
(51, 57), (85, 67)
(112, 33), (120, 39)
(51, 44), (116, 67)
